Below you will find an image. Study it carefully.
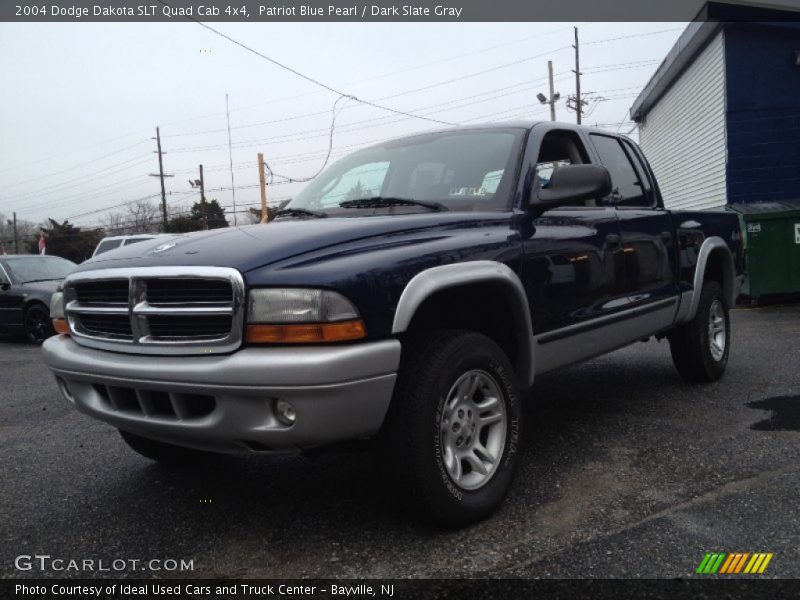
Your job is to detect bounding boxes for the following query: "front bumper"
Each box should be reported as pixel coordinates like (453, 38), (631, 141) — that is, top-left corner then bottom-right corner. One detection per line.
(42, 335), (400, 453)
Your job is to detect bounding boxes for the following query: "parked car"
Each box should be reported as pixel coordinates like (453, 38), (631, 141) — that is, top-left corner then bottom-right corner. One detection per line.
(92, 234), (172, 257)
(0, 255), (76, 343)
(42, 122), (743, 525)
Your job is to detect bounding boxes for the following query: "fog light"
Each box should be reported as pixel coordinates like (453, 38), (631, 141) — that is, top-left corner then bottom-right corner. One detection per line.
(275, 399), (296, 426)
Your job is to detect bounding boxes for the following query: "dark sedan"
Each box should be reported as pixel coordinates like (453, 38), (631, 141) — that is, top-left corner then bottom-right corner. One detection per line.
(0, 255), (76, 343)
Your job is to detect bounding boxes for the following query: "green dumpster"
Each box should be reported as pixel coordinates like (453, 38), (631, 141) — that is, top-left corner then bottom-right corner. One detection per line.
(728, 201), (800, 300)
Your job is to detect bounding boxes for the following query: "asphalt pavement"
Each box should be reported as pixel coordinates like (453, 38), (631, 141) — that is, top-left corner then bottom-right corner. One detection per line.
(2, 305), (799, 579)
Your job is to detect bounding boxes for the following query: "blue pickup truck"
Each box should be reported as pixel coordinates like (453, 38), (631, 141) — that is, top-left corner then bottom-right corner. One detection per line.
(42, 122), (743, 525)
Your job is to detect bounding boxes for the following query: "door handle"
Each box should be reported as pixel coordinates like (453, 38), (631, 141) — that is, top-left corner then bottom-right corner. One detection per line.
(661, 231), (672, 242)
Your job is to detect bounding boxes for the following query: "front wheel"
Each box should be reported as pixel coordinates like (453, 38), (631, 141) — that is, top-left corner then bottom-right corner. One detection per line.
(381, 330), (522, 527)
(668, 281), (730, 382)
(24, 303), (54, 344)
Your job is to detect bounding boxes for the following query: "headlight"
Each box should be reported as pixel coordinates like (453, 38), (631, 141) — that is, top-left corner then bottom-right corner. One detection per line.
(50, 291), (64, 319)
(246, 289), (366, 343)
(50, 291), (69, 335)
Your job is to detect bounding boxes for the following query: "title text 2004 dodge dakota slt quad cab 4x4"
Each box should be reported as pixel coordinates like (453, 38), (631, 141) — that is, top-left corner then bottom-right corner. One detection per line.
(42, 122), (743, 525)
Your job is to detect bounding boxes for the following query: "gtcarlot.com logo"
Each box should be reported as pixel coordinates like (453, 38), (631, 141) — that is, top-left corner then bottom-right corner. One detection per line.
(696, 552), (773, 575)
(14, 554), (194, 573)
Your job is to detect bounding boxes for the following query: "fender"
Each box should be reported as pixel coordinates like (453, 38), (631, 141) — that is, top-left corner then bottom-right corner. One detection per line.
(391, 261), (535, 388)
(677, 236), (736, 324)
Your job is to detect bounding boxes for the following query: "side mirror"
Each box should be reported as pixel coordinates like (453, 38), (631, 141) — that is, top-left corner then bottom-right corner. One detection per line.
(0, 282), (10, 291)
(531, 164), (611, 211)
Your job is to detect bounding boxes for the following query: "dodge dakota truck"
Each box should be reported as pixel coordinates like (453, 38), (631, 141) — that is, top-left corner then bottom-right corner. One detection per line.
(42, 122), (743, 525)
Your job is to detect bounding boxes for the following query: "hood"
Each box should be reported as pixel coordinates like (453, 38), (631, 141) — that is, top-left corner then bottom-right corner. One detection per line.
(74, 214), (505, 274)
(20, 279), (62, 293)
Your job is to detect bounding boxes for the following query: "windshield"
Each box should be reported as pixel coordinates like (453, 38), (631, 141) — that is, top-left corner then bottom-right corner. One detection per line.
(3, 256), (76, 283)
(285, 129), (524, 217)
(94, 239), (123, 256)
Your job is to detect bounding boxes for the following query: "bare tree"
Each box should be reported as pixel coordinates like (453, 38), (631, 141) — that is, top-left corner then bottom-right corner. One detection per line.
(127, 199), (160, 233)
(0, 213), (39, 252)
(168, 204), (190, 219)
(101, 200), (161, 235)
(101, 211), (128, 236)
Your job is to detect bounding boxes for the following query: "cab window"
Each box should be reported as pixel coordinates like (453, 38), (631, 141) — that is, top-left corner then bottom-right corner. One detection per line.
(534, 130), (592, 206)
(589, 134), (649, 207)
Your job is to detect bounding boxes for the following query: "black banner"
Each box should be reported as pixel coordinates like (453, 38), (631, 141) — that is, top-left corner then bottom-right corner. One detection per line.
(2, 0), (800, 22)
(4, 579), (800, 600)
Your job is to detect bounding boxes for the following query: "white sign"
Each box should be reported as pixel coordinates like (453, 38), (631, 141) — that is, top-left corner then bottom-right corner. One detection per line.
(795, 223), (800, 244)
(747, 222), (761, 233)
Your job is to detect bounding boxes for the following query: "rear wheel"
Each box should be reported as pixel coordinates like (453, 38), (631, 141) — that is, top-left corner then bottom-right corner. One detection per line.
(24, 303), (53, 344)
(668, 281), (730, 382)
(119, 429), (217, 467)
(381, 330), (522, 526)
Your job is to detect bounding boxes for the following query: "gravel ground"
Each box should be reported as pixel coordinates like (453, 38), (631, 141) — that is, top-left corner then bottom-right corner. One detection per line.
(2, 305), (799, 579)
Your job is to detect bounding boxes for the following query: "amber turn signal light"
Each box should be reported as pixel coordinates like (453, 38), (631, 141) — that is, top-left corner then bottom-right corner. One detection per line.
(246, 319), (367, 344)
(52, 318), (69, 335)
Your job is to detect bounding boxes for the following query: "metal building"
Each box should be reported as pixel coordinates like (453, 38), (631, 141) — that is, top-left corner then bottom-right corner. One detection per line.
(629, 2), (800, 211)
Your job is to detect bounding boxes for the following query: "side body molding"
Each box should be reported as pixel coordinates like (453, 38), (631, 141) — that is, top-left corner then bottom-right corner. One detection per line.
(677, 236), (736, 325)
(391, 261), (535, 388)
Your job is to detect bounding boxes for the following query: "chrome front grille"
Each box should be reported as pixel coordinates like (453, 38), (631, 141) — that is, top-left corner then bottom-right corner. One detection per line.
(74, 279), (129, 305)
(78, 313), (134, 339)
(143, 278), (233, 305)
(64, 266), (245, 355)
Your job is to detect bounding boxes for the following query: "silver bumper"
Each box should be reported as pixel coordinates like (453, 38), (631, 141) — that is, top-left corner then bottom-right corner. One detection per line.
(42, 335), (400, 453)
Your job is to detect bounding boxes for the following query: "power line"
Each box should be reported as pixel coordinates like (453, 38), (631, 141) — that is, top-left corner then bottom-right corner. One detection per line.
(1, 26), (674, 189)
(147, 27), (573, 132)
(0, 137), (151, 181)
(6, 48), (659, 224)
(165, 76), (570, 155)
(264, 95), (352, 184)
(67, 193), (164, 220)
(155, 0), (456, 127)
(0, 153), (153, 205)
(583, 27), (683, 45)
(15, 174), (154, 215)
(3, 48), (659, 206)
(154, 23), (662, 133)
(160, 56), (652, 153)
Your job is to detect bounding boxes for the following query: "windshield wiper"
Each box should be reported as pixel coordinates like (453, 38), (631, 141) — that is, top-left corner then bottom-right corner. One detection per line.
(338, 197), (448, 212)
(23, 278), (63, 283)
(274, 207), (328, 219)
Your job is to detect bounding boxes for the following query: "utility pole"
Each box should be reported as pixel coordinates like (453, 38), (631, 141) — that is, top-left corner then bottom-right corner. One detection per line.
(257, 153), (268, 224)
(149, 126), (173, 229)
(572, 26), (583, 124)
(547, 61), (557, 121)
(199, 164), (208, 230)
(12, 212), (18, 254)
(226, 93), (237, 226)
(537, 61), (560, 121)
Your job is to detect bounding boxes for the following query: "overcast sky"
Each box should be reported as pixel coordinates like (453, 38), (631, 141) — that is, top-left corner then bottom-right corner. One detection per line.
(0, 21), (686, 228)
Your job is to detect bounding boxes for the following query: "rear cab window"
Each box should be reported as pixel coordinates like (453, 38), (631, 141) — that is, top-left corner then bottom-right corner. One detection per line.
(589, 134), (651, 207)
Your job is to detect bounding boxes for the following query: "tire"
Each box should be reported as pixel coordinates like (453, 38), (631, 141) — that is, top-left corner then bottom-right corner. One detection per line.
(119, 429), (217, 467)
(381, 330), (522, 527)
(668, 281), (730, 383)
(24, 303), (54, 344)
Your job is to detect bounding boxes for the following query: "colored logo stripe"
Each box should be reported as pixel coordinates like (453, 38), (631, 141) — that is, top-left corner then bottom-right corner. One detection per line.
(698, 552), (773, 574)
(697, 553), (726, 574)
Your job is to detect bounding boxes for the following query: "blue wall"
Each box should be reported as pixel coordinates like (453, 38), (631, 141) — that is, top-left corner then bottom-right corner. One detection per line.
(725, 23), (800, 204)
